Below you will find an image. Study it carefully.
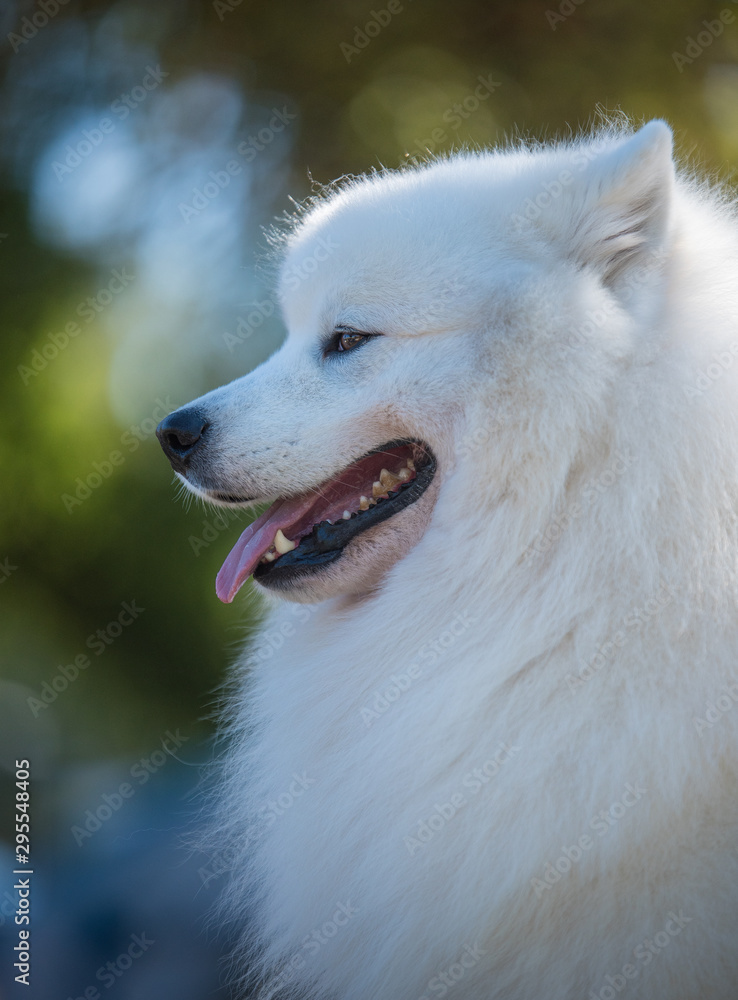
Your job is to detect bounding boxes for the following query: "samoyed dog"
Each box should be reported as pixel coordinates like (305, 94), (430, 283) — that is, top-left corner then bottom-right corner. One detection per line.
(157, 119), (738, 999)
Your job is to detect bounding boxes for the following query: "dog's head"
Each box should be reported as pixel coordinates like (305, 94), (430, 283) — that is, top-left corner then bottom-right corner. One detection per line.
(158, 121), (675, 604)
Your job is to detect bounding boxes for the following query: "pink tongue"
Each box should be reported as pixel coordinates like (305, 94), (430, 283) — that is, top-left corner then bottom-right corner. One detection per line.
(216, 494), (320, 604)
(215, 443), (418, 604)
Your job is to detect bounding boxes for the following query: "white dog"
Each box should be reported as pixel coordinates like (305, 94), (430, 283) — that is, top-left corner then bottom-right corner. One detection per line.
(157, 119), (738, 1000)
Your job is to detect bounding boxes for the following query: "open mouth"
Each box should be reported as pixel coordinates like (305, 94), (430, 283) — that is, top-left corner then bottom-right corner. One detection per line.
(215, 440), (436, 602)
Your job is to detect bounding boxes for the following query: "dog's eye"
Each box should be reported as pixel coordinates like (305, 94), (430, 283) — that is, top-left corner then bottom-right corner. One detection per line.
(325, 328), (374, 357)
(337, 331), (368, 352)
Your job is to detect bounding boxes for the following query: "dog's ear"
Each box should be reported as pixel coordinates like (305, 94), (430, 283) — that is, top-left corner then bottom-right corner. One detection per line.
(568, 120), (674, 284)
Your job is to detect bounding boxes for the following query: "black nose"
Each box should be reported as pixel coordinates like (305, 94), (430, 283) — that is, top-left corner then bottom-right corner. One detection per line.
(156, 407), (209, 474)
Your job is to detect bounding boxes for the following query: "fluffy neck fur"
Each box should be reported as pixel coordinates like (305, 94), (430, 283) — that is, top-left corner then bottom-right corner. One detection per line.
(208, 131), (738, 1000)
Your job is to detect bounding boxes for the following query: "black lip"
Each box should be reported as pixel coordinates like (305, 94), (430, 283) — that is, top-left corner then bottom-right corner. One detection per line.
(253, 440), (436, 586)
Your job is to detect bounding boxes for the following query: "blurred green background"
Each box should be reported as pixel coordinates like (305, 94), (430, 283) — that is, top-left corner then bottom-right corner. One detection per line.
(1, 0), (737, 995)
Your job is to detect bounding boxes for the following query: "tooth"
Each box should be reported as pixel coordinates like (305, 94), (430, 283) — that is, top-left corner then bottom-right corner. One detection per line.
(359, 496), (369, 511)
(379, 468), (402, 489)
(407, 459), (415, 471)
(274, 529), (296, 554)
(342, 510), (351, 520)
(397, 468), (411, 481)
(264, 551), (277, 562)
(372, 481), (386, 498)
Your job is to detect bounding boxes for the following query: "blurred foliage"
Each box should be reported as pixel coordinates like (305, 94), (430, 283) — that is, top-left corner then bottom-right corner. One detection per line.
(1, 0), (737, 770)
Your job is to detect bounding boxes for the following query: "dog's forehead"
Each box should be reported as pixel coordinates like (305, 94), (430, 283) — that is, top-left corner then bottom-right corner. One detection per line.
(278, 163), (519, 331)
(284, 180), (452, 273)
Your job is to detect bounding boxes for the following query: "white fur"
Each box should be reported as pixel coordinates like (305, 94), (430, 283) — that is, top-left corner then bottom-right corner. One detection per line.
(192, 121), (738, 999)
